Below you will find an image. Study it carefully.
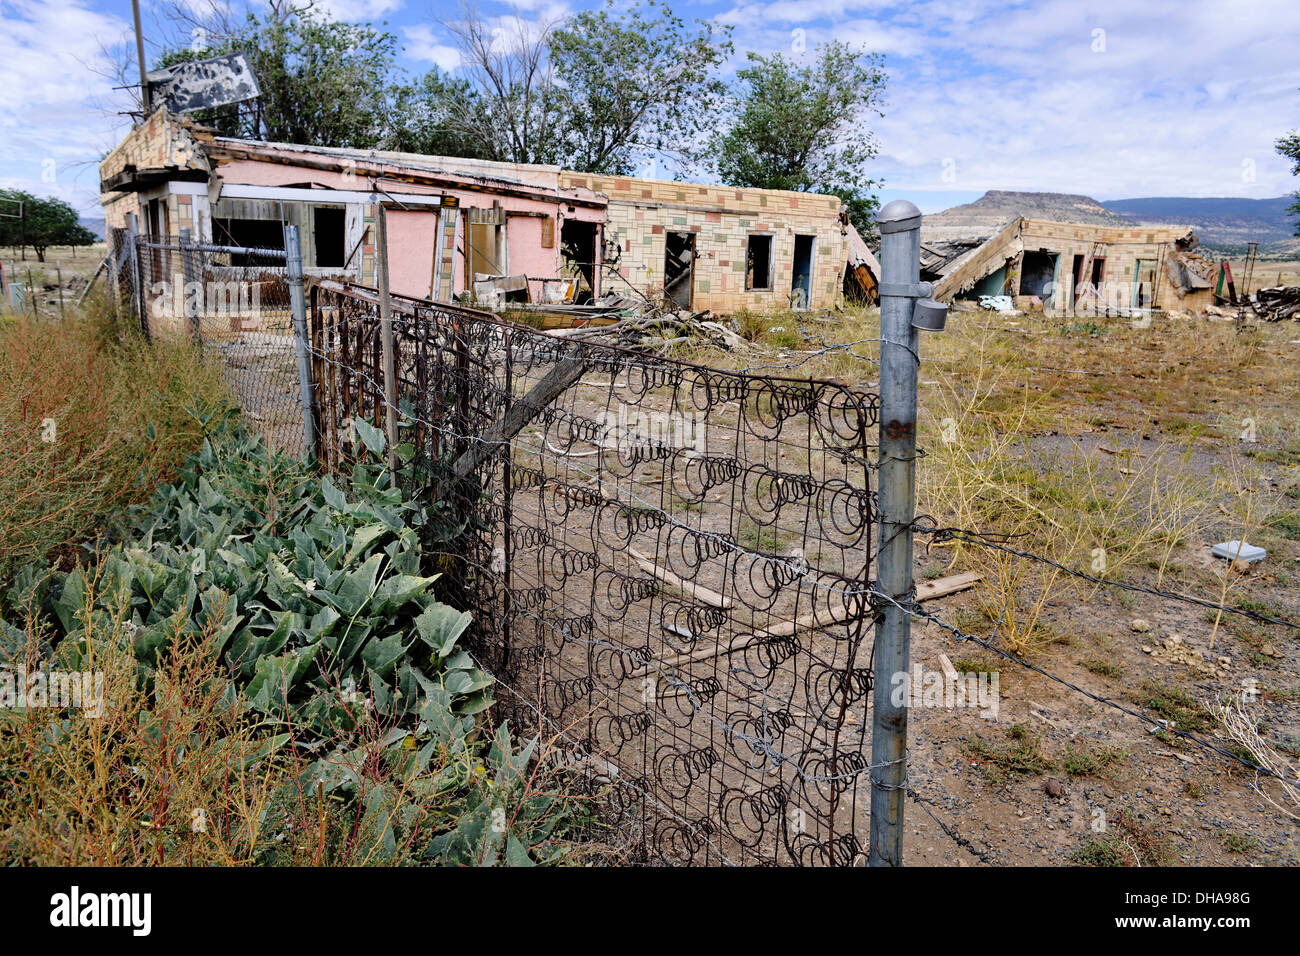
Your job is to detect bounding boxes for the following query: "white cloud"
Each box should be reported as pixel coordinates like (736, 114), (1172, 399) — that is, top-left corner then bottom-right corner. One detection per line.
(718, 0), (1300, 199)
(402, 24), (461, 70)
(311, 0), (406, 21)
(0, 0), (133, 213)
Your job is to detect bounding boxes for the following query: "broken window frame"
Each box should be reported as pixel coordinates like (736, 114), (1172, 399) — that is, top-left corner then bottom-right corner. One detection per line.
(745, 233), (774, 291)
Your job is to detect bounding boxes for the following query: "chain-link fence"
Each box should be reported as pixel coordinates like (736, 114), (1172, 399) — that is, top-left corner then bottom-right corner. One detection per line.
(115, 230), (307, 457)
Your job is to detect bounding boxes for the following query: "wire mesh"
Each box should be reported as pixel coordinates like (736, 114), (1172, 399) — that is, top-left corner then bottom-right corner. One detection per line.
(309, 279), (885, 865)
(131, 236), (305, 456)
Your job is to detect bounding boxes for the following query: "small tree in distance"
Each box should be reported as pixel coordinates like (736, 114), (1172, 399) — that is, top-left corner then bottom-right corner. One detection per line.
(0, 190), (96, 262)
(1277, 123), (1300, 236)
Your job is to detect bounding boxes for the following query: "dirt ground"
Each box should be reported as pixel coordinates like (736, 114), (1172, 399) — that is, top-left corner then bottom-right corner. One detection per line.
(1, 243), (108, 315)
(28, 244), (1294, 865)
(819, 304), (1300, 866)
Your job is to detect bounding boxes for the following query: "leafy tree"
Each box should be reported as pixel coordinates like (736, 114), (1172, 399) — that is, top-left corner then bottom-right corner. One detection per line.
(156, 8), (399, 149)
(1277, 127), (1300, 236)
(709, 42), (886, 241)
(548, 1), (733, 175)
(0, 190), (96, 262)
(385, 69), (493, 158)
(421, 0), (732, 173)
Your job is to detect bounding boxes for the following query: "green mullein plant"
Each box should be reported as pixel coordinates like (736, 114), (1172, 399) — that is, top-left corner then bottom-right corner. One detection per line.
(2, 413), (580, 865)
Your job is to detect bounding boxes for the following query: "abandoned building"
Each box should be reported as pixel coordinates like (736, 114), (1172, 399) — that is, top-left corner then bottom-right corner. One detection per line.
(919, 190), (1216, 313)
(99, 109), (853, 317)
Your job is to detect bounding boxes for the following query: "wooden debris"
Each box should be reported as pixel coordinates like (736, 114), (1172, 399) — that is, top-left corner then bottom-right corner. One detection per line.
(629, 549), (732, 609)
(635, 571), (982, 677)
(915, 571), (982, 602)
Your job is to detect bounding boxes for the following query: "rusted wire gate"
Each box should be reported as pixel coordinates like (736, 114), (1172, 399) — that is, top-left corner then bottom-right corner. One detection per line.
(116, 232), (306, 456)
(308, 280), (883, 865)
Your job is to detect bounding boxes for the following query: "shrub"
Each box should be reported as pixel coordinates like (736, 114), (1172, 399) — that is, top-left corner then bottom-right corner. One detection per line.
(0, 298), (229, 579)
(0, 418), (578, 865)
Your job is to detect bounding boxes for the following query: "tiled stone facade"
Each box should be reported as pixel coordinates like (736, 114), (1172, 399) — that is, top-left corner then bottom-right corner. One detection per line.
(936, 217), (1203, 311)
(101, 112), (852, 314)
(561, 173), (848, 312)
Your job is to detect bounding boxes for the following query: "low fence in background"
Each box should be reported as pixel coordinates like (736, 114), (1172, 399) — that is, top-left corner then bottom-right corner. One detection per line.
(112, 228), (306, 457)
(308, 279), (884, 865)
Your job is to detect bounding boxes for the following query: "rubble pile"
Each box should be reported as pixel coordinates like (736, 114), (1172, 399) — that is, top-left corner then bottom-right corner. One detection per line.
(1248, 285), (1300, 322)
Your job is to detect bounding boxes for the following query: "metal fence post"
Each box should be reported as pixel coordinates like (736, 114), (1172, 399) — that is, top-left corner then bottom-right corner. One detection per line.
(285, 224), (318, 463)
(179, 227), (200, 345)
(126, 212), (147, 339)
(374, 204), (399, 479)
(869, 199), (924, 867)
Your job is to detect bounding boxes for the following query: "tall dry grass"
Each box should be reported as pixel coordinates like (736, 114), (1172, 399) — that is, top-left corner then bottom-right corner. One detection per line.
(0, 293), (228, 577)
(0, 565), (585, 866)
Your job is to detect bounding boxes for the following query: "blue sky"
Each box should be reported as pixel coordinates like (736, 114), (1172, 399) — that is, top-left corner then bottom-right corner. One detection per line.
(2, 0), (1298, 217)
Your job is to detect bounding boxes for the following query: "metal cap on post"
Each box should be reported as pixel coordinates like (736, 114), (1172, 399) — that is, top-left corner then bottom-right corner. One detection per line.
(870, 199), (923, 867)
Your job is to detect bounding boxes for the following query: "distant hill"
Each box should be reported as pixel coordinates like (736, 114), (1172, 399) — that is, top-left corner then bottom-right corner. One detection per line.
(79, 217), (105, 241)
(921, 190), (1136, 242)
(1101, 196), (1298, 256)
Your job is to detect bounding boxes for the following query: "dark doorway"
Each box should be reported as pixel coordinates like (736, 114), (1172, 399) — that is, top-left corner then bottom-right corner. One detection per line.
(561, 219), (598, 302)
(313, 206), (345, 268)
(1071, 254), (1085, 304)
(791, 234), (815, 308)
(1090, 256), (1106, 290)
(1019, 251), (1058, 297)
(664, 231), (694, 309)
(745, 234), (773, 290)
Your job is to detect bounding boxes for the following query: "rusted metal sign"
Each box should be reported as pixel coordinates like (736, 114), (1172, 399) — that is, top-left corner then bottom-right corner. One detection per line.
(146, 52), (261, 113)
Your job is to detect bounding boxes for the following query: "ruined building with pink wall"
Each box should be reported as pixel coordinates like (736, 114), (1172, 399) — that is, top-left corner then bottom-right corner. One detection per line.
(99, 109), (853, 314)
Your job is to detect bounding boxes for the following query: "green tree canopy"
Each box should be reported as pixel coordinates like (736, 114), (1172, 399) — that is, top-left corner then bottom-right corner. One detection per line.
(0, 190), (96, 262)
(708, 41), (887, 241)
(157, 8), (400, 149)
(412, 0), (733, 172)
(548, 1), (733, 174)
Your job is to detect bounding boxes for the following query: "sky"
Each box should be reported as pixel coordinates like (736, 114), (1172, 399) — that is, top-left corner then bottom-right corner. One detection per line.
(2, 0), (1298, 217)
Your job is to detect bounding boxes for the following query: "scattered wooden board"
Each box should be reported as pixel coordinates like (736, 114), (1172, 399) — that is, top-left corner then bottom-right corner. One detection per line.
(634, 571), (983, 677)
(629, 548), (732, 609)
(915, 571), (982, 602)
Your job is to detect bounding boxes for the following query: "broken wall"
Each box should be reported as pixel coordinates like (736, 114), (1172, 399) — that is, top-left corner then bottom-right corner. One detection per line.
(562, 172), (847, 312)
(935, 217), (1197, 312)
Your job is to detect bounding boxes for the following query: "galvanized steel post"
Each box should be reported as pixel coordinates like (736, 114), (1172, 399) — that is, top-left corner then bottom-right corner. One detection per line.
(869, 199), (924, 866)
(284, 225), (318, 462)
(374, 205), (399, 479)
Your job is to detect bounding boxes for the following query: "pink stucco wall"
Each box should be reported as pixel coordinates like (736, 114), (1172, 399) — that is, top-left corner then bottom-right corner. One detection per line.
(212, 156), (604, 299)
(386, 209), (438, 299)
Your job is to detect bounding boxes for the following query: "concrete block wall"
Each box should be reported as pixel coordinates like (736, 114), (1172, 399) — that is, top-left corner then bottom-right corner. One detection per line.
(562, 173), (848, 312)
(1019, 219), (1189, 309)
